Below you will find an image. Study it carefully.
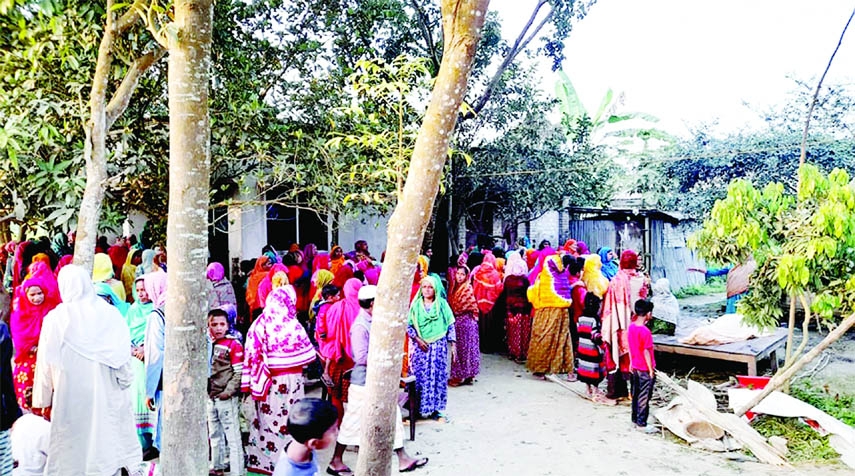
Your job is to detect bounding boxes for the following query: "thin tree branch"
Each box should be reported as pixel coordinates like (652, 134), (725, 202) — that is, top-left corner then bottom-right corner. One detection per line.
(106, 48), (166, 128)
(799, 6), (855, 166)
(409, 0), (441, 72)
(466, 0), (551, 118)
(116, 0), (147, 34)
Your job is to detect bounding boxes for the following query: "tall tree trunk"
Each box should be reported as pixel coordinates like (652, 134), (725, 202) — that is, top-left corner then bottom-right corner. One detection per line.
(162, 1), (213, 474)
(73, 0), (116, 271)
(355, 2), (489, 475)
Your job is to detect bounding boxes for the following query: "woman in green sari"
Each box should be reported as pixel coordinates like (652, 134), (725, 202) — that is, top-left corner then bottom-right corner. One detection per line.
(407, 274), (457, 420)
(124, 277), (155, 450)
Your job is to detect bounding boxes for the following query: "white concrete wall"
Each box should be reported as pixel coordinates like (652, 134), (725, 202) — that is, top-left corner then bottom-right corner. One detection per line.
(336, 213), (390, 255)
(517, 211), (561, 247)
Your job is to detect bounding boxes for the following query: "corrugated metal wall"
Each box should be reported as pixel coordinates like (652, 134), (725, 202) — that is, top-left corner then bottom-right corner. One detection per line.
(565, 215), (706, 292)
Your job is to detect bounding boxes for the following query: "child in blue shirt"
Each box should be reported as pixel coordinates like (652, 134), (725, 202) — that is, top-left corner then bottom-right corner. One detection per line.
(273, 398), (338, 476)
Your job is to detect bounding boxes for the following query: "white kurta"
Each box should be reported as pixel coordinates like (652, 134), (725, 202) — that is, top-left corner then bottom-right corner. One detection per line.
(32, 307), (141, 476)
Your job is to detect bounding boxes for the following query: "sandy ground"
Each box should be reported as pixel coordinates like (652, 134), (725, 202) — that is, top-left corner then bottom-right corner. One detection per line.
(304, 293), (855, 476)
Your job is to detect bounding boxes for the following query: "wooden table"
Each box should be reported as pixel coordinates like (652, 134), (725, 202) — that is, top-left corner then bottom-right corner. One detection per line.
(653, 328), (788, 376)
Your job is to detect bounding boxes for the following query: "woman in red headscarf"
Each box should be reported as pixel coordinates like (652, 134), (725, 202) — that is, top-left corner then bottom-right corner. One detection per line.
(601, 249), (649, 399)
(11, 262), (61, 410)
(448, 265), (480, 386)
(472, 252), (504, 353)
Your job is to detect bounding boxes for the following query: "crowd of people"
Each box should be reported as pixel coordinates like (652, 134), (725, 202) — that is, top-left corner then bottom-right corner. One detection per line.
(0, 232), (671, 475)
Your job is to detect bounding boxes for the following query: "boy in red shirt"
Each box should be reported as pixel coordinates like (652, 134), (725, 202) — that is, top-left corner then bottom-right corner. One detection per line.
(207, 308), (245, 476)
(627, 299), (657, 433)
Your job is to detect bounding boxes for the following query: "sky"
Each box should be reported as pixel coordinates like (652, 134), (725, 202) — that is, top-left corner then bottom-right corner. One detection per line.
(491, 0), (855, 136)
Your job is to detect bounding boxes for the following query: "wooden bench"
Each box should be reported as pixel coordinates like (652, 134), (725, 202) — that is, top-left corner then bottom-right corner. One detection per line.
(653, 328), (788, 376)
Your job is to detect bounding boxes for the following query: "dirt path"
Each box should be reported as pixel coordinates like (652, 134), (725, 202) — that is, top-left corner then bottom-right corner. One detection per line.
(310, 353), (850, 476)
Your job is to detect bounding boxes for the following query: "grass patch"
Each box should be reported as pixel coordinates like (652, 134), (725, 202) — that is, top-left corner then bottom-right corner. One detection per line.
(674, 276), (726, 299)
(791, 381), (855, 426)
(753, 415), (839, 462)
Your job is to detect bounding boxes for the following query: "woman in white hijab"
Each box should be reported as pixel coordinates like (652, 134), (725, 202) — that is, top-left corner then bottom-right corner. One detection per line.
(32, 264), (140, 476)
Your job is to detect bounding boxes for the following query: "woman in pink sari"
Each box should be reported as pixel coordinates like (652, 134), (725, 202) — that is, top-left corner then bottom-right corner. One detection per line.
(601, 250), (649, 399)
(317, 278), (362, 426)
(241, 287), (316, 474)
(10, 262), (61, 410)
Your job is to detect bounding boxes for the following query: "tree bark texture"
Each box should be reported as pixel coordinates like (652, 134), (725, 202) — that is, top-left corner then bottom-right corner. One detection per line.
(73, 0), (116, 272)
(162, 1), (213, 474)
(354, 2), (490, 475)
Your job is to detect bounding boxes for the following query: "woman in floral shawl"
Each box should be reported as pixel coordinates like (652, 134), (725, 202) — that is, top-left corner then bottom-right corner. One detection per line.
(525, 248), (574, 378)
(501, 251), (532, 362)
(10, 262), (61, 410)
(241, 287), (316, 474)
(448, 265), (480, 386)
(407, 274), (456, 419)
(601, 249), (649, 399)
(472, 252), (505, 354)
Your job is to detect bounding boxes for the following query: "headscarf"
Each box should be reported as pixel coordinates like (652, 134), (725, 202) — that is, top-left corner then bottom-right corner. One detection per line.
(10, 264), (61, 359)
(407, 274), (455, 344)
(143, 270), (168, 309)
(651, 278), (679, 325)
(495, 258), (505, 276)
(135, 249), (156, 278)
(325, 278), (362, 361)
(582, 254), (610, 298)
(50, 232), (72, 257)
(54, 255), (73, 277)
(94, 282), (130, 316)
(562, 239), (579, 257)
(364, 267), (381, 285)
(599, 247), (619, 280)
(218, 303), (242, 341)
(527, 246), (556, 284)
(241, 287), (315, 399)
(263, 250), (279, 265)
(245, 256), (269, 312)
(124, 277), (153, 346)
(332, 264), (354, 289)
(577, 241), (590, 256)
(472, 253), (504, 314)
(258, 263), (289, 309)
(40, 265), (131, 369)
(505, 251), (528, 277)
(417, 255), (430, 279)
(620, 250), (638, 270)
(525, 249), (539, 270)
(121, 249), (139, 302)
(107, 243), (129, 279)
(313, 251), (330, 274)
(92, 253), (115, 282)
(448, 266), (479, 316)
(30, 253), (51, 270)
(206, 262), (226, 282)
(526, 253), (573, 310)
(309, 269), (335, 315)
(329, 246), (345, 275)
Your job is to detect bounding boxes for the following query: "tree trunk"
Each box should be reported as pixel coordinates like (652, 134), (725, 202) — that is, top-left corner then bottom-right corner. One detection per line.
(735, 311), (855, 417)
(162, 1), (213, 474)
(354, 2), (490, 475)
(73, 0), (115, 272)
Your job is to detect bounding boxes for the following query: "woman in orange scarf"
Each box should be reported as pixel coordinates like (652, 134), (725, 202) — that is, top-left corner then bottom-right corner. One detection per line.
(245, 255), (272, 319)
(448, 265), (480, 386)
(472, 252), (504, 354)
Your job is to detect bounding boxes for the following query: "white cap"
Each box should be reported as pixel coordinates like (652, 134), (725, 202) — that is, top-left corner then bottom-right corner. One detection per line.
(358, 285), (377, 300)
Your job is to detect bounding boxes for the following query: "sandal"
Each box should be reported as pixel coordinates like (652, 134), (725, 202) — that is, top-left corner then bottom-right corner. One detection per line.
(400, 457), (429, 472)
(326, 466), (353, 476)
